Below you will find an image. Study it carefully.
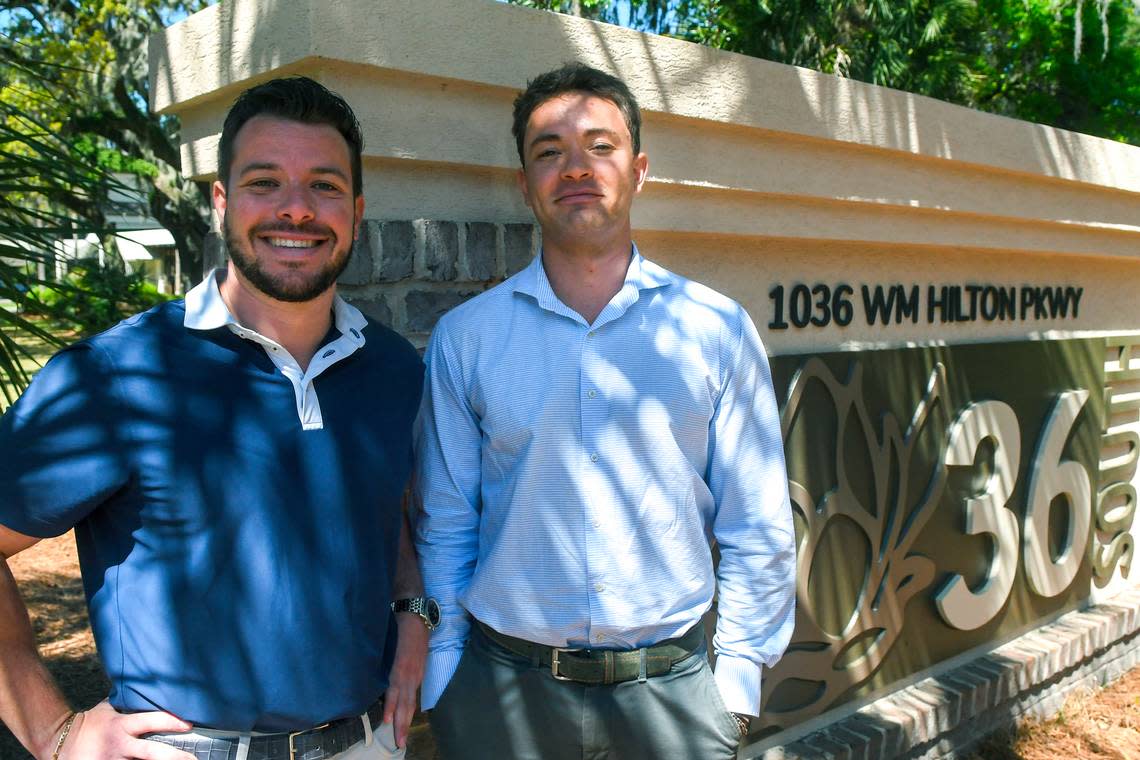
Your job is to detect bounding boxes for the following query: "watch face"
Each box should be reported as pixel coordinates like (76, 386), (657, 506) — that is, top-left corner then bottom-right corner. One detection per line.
(426, 598), (441, 628)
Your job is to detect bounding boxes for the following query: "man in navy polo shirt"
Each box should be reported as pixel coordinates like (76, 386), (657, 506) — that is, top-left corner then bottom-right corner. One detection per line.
(0, 77), (429, 760)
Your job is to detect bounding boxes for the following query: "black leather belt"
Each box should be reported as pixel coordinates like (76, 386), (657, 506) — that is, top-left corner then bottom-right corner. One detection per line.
(477, 620), (704, 685)
(145, 698), (384, 760)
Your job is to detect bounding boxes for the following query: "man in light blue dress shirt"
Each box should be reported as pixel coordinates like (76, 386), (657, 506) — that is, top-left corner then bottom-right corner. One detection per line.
(415, 63), (796, 759)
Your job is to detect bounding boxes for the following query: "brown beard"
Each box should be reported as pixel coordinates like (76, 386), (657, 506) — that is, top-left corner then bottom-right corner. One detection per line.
(223, 218), (354, 303)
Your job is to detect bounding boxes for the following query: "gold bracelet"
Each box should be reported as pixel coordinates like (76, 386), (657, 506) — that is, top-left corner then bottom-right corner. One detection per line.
(51, 711), (77, 760)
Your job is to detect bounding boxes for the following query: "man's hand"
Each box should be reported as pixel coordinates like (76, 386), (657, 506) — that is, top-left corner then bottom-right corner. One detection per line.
(60, 701), (194, 760)
(383, 613), (428, 748)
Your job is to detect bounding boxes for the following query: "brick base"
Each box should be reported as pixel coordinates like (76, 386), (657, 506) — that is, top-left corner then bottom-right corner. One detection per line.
(750, 587), (1140, 760)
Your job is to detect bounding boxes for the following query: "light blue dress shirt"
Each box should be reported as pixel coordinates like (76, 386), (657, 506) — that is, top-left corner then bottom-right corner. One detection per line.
(414, 247), (796, 715)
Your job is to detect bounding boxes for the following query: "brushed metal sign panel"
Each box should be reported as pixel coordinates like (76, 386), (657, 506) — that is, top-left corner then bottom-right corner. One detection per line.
(759, 338), (1108, 733)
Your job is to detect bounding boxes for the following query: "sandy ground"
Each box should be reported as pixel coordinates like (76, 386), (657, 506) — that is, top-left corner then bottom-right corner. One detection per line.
(1, 533), (1135, 759)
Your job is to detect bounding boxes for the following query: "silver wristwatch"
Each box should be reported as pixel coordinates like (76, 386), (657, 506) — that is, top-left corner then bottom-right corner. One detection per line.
(390, 597), (441, 630)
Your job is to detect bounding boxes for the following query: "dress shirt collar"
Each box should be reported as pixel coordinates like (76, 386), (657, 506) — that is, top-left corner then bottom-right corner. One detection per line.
(183, 268), (368, 345)
(513, 244), (673, 327)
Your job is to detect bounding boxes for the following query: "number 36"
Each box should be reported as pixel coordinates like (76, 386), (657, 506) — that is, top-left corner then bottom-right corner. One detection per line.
(935, 390), (1091, 631)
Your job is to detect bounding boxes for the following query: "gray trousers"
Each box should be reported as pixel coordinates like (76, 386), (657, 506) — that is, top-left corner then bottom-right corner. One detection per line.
(429, 623), (741, 760)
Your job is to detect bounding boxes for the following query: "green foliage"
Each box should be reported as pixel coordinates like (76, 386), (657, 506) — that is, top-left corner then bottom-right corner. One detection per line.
(973, 0), (1140, 143)
(2, 67), (93, 399)
(511, 0), (610, 15)
(73, 135), (159, 176)
(512, 0), (691, 34)
(25, 262), (170, 338)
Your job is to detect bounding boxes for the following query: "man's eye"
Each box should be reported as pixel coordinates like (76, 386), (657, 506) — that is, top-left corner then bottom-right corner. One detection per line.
(248, 179), (278, 188)
(313, 181), (341, 192)
(536, 149), (559, 159)
(591, 143), (614, 152)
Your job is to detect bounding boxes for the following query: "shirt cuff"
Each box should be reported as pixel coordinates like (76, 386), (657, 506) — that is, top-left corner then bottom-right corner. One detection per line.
(713, 654), (762, 716)
(420, 647), (465, 711)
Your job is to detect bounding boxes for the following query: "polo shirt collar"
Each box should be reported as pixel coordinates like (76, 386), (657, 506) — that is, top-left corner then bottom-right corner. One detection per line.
(183, 269), (368, 432)
(184, 269), (368, 345)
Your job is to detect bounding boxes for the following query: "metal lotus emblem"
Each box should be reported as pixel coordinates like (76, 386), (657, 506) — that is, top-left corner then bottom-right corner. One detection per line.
(758, 358), (949, 731)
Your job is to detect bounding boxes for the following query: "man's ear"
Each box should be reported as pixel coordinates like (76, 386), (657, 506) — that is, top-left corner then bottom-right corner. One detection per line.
(515, 167), (533, 209)
(212, 180), (228, 221)
(633, 153), (649, 193)
(354, 195), (365, 240)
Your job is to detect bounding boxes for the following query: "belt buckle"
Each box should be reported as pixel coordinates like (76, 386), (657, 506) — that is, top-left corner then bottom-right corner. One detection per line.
(550, 647), (579, 681)
(288, 722), (329, 760)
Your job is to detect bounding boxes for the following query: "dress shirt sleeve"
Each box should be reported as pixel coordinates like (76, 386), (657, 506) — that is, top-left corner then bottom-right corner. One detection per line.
(707, 306), (797, 717)
(413, 324), (483, 710)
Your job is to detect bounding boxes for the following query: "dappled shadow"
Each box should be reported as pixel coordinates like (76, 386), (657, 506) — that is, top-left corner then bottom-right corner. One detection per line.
(543, 3), (1137, 198)
(15, 569), (94, 654)
(411, 253), (796, 757)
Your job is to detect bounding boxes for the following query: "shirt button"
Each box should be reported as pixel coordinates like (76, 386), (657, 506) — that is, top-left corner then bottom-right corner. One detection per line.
(587, 331), (595, 339)
(590, 453), (599, 463)
(587, 389), (597, 399)
(594, 634), (604, 642)
(592, 519), (601, 528)
(594, 582), (605, 592)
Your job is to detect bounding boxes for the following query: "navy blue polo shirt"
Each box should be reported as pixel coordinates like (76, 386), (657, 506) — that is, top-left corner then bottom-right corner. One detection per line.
(0, 280), (423, 731)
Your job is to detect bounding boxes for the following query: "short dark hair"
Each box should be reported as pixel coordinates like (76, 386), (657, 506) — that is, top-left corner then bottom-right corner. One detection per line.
(511, 62), (641, 165)
(218, 76), (364, 196)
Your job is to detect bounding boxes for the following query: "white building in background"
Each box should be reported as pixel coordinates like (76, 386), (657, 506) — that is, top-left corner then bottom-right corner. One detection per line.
(104, 173), (182, 294)
(55, 173), (183, 294)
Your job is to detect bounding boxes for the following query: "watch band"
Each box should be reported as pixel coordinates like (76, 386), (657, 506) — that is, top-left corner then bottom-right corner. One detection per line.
(390, 597), (440, 630)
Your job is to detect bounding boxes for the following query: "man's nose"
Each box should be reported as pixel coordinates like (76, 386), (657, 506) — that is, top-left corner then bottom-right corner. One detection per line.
(276, 184), (316, 223)
(560, 147), (593, 180)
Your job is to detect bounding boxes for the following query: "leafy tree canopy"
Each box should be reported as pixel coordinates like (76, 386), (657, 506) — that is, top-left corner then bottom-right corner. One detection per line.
(3, 0), (213, 283)
(973, 0), (1140, 143)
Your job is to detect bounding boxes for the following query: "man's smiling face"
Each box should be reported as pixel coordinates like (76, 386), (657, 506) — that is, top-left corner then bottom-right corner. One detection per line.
(516, 91), (648, 249)
(213, 115), (364, 303)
